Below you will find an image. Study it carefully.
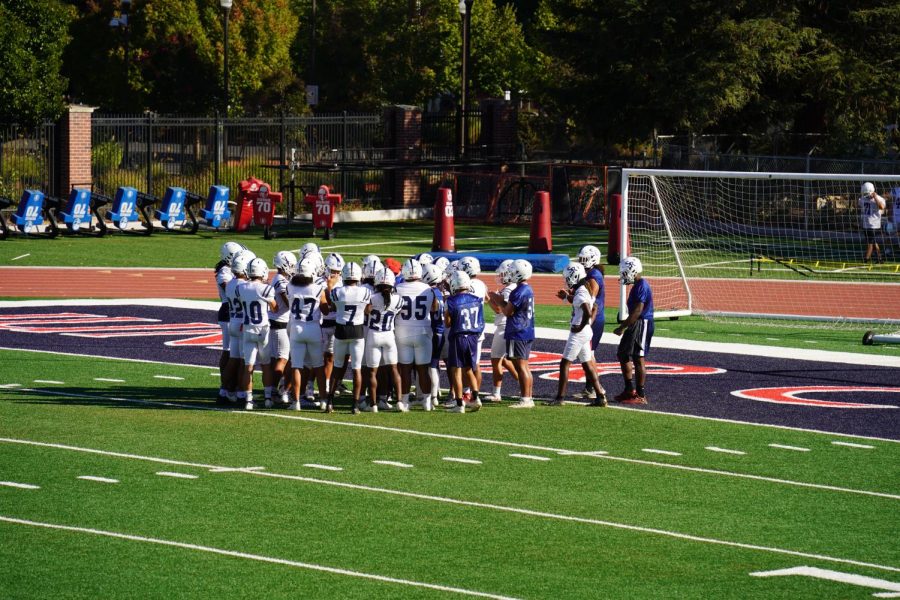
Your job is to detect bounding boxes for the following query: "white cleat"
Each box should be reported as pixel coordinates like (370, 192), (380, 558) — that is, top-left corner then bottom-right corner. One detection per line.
(422, 396), (433, 411)
(509, 398), (535, 409)
(359, 401), (378, 413)
(448, 403), (465, 413)
(287, 401), (301, 411)
(467, 398), (482, 412)
(244, 401), (254, 411)
(377, 399), (395, 412)
(396, 400), (410, 413)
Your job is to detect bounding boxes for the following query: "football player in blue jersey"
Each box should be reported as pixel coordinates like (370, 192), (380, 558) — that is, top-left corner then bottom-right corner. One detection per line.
(613, 256), (654, 405)
(445, 271), (484, 413)
(489, 259), (536, 408)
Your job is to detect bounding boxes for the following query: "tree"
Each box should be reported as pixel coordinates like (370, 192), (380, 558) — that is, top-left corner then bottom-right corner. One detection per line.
(0, 0), (73, 123)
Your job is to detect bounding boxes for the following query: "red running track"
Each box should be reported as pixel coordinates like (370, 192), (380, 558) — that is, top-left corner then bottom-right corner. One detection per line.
(1, 268), (898, 320)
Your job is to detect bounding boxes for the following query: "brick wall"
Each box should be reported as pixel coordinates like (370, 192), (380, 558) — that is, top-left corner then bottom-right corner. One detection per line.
(384, 105), (423, 206)
(55, 105), (95, 195)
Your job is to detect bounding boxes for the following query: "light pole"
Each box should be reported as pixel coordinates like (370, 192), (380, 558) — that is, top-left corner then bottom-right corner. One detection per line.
(457, 0), (473, 159)
(109, 0), (131, 106)
(220, 0), (233, 116)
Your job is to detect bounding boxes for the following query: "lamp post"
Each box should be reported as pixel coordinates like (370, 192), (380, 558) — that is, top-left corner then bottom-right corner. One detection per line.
(109, 0), (131, 107)
(457, 0), (473, 159)
(220, 0), (233, 116)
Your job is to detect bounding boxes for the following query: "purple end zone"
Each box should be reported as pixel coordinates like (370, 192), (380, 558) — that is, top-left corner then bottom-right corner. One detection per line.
(1, 304), (898, 440)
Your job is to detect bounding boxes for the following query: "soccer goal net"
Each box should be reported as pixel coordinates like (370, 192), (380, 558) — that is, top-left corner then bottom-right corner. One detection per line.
(621, 169), (900, 328)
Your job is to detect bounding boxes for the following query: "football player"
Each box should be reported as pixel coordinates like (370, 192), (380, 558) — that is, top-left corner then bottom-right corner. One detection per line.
(485, 259), (519, 402)
(422, 263), (446, 406)
(395, 258), (438, 410)
(215, 241), (243, 404)
(489, 259), (535, 408)
(286, 257), (329, 411)
(266, 250), (297, 407)
(238, 257), (277, 410)
(321, 252), (345, 395)
(224, 249), (255, 404)
(364, 268), (405, 411)
(326, 262), (372, 413)
(549, 263), (606, 406)
(458, 256), (487, 399)
(613, 257), (654, 405)
(444, 271), (484, 413)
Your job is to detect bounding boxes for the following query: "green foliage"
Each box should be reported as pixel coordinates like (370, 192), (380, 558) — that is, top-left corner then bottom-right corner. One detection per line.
(92, 140), (124, 175)
(0, 0), (73, 124)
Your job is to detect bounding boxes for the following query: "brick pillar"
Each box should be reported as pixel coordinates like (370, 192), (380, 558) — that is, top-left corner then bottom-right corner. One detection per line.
(479, 99), (517, 158)
(56, 104), (96, 196)
(384, 105), (423, 206)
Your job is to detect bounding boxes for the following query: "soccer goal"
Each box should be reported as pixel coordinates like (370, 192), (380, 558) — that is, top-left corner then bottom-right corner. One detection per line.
(620, 169), (900, 327)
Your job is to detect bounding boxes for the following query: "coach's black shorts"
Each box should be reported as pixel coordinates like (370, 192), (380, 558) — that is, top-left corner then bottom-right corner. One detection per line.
(863, 228), (879, 244)
(617, 318), (654, 361)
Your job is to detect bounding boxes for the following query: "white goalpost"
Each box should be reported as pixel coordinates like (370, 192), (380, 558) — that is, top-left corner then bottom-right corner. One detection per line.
(620, 169), (900, 328)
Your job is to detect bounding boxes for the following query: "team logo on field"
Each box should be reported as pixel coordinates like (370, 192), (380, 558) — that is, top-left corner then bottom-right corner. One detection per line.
(731, 386), (900, 409)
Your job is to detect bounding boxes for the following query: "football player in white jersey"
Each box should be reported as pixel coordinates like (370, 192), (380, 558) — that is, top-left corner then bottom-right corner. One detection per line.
(395, 258), (438, 409)
(326, 262), (372, 413)
(485, 259), (519, 401)
(549, 263), (606, 406)
(224, 249), (255, 404)
(238, 258), (277, 410)
(458, 256), (487, 398)
(215, 241), (243, 404)
(364, 268), (405, 412)
(286, 257), (330, 411)
(266, 250), (296, 407)
(321, 252), (345, 394)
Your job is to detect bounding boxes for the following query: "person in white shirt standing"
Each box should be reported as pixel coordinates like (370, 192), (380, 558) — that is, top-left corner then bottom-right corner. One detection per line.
(549, 263), (607, 406)
(485, 259), (519, 401)
(327, 262), (372, 413)
(859, 181), (887, 264)
(286, 257), (330, 411)
(394, 258), (437, 410)
(266, 251), (297, 407)
(238, 258), (277, 410)
(215, 241), (243, 404)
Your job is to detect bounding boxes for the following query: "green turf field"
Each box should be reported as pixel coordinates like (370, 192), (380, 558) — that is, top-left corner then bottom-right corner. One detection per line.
(1, 348), (898, 598)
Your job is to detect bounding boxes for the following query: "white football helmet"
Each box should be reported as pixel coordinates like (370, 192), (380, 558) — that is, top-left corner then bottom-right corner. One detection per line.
(273, 250), (298, 275)
(231, 250), (257, 276)
(497, 259), (514, 284)
(401, 258), (423, 281)
(450, 270), (472, 293)
(433, 256), (450, 271)
(374, 268), (395, 287)
(341, 262), (362, 282)
(563, 262), (587, 288)
(305, 251), (326, 277)
(325, 252), (345, 273)
(220, 241), (246, 263)
(417, 252), (434, 265)
(861, 182), (875, 195)
(300, 242), (320, 258)
(619, 256), (643, 284)
(362, 256), (383, 279)
(247, 257), (269, 281)
(296, 257), (317, 279)
(577, 245), (602, 268)
(422, 263), (444, 286)
(508, 259), (532, 283)
(459, 256), (481, 277)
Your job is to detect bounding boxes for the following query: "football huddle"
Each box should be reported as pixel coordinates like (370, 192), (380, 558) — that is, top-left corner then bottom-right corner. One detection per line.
(213, 241), (653, 414)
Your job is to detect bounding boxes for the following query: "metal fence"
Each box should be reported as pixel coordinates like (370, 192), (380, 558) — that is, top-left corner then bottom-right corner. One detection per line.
(91, 113), (385, 208)
(0, 122), (55, 200)
(422, 110), (483, 161)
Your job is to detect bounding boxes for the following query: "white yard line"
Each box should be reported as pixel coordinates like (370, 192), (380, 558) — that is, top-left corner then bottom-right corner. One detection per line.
(831, 441), (875, 449)
(156, 472), (199, 479)
(769, 444), (811, 452)
(303, 464), (344, 472)
(33, 380), (64, 385)
(642, 449), (682, 457)
(372, 460), (414, 468)
(0, 516), (521, 600)
(153, 375), (185, 381)
(508, 453), (552, 461)
(705, 447), (747, 456)
(77, 476), (119, 484)
(1, 438), (898, 575)
(10, 254), (30, 261)
(443, 457), (483, 465)
(0, 481), (40, 490)
(94, 378), (126, 383)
